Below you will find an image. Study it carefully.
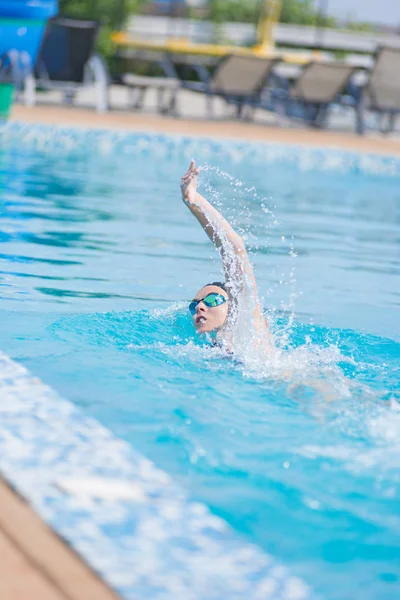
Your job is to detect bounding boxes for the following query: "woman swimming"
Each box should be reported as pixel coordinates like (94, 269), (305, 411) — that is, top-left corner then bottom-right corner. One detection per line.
(180, 161), (356, 403)
(181, 160), (269, 353)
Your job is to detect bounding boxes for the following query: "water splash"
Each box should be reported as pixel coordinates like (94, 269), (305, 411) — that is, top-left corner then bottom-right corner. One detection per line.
(196, 166), (298, 357)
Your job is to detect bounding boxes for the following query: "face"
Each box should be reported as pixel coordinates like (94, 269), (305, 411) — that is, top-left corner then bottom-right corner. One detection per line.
(191, 285), (229, 334)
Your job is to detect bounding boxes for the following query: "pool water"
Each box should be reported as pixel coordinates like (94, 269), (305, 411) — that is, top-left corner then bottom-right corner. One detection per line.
(0, 125), (399, 599)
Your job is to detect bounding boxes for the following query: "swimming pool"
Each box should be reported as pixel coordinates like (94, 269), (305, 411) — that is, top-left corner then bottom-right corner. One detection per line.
(0, 123), (399, 599)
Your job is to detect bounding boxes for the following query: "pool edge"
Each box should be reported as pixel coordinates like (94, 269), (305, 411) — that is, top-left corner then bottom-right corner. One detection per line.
(0, 478), (119, 600)
(0, 350), (312, 600)
(10, 103), (400, 158)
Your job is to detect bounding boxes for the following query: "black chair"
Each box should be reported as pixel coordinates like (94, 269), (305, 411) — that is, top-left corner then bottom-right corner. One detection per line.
(24, 17), (109, 112)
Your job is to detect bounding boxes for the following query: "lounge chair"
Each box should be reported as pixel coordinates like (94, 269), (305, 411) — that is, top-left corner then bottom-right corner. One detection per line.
(264, 61), (358, 129)
(113, 50), (180, 115)
(182, 54), (278, 118)
(24, 17), (109, 112)
(353, 46), (400, 134)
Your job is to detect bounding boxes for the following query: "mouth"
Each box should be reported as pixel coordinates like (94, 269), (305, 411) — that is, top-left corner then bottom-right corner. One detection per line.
(195, 316), (207, 327)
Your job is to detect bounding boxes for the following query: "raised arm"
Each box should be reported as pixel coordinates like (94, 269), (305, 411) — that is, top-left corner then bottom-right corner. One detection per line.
(180, 160), (268, 333)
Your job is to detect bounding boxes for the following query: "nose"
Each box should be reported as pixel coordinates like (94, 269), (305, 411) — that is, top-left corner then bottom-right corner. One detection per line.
(196, 301), (206, 314)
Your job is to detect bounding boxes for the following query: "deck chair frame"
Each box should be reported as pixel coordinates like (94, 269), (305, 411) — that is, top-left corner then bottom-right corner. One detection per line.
(355, 46), (400, 134)
(281, 61), (358, 129)
(113, 49), (180, 116)
(183, 54), (279, 118)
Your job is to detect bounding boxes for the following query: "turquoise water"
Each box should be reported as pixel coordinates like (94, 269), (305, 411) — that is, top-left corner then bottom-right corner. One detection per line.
(0, 126), (400, 599)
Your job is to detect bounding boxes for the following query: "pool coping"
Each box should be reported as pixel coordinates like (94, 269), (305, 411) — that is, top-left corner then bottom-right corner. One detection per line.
(0, 479), (119, 600)
(2, 120), (400, 180)
(11, 104), (400, 158)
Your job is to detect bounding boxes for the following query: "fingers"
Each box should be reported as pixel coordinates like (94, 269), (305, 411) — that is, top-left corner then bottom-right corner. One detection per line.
(181, 160), (200, 186)
(188, 160), (200, 175)
(181, 173), (192, 184)
(181, 168), (198, 181)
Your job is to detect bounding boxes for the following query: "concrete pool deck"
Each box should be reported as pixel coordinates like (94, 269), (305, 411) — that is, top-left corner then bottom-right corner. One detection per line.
(11, 103), (400, 157)
(0, 480), (119, 600)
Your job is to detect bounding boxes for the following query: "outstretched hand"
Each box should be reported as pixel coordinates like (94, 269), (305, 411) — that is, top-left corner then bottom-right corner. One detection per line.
(181, 160), (200, 204)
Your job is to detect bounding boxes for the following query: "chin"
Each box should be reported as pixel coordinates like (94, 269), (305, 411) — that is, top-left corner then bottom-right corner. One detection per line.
(195, 326), (208, 335)
(195, 324), (214, 335)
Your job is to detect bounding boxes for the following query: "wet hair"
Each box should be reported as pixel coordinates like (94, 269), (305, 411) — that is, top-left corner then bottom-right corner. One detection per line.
(205, 281), (228, 293)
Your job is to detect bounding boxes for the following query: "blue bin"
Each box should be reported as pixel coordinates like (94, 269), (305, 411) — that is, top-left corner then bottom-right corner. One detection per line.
(0, 1), (58, 68)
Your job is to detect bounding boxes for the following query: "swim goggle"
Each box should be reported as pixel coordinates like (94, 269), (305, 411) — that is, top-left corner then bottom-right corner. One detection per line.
(189, 293), (227, 315)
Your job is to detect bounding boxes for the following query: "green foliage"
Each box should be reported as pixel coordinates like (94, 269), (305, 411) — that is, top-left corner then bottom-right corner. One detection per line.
(195, 0), (337, 26)
(207, 0), (259, 24)
(190, 0), (338, 27)
(59, 0), (144, 29)
(345, 21), (374, 33)
(280, 0), (337, 27)
(59, 0), (145, 62)
(333, 49), (347, 60)
(57, 0), (375, 60)
(280, 0), (316, 25)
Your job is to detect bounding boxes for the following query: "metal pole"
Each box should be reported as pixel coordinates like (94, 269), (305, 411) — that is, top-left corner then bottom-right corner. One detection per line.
(257, 1), (282, 52)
